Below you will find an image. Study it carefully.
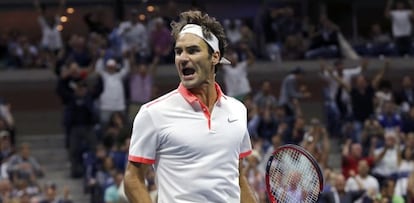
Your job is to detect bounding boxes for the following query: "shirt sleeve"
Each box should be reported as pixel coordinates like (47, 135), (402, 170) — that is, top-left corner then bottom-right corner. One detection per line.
(128, 106), (158, 164)
(239, 130), (252, 159)
(239, 106), (252, 159)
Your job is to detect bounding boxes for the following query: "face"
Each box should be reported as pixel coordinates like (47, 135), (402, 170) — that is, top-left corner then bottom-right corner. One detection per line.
(174, 33), (218, 89)
(356, 75), (367, 88)
(351, 143), (362, 158)
(385, 134), (396, 147)
(358, 160), (369, 176)
(335, 174), (346, 192)
(262, 81), (271, 94)
(402, 76), (412, 88)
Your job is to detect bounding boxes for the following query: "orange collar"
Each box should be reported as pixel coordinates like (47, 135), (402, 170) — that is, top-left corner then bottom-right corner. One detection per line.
(177, 82), (225, 105)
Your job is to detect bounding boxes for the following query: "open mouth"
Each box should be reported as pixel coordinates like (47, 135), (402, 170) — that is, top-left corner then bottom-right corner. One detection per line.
(182, 67), (195, 76)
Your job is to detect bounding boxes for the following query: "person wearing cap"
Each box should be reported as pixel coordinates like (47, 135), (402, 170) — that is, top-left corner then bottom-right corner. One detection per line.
(124, 10), (256, 203)
(94, 55), (131, 125)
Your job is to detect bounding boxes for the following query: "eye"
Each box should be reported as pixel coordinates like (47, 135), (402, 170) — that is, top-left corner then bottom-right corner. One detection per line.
(187, 47), (199, 54)
(174, 48), (182, 55)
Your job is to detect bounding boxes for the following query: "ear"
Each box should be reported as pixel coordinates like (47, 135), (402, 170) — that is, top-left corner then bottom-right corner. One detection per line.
(211, 51), (220, 66)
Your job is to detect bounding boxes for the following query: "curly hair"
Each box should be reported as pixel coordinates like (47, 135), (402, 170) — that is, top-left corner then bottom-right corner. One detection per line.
(170, 10), (228, 57)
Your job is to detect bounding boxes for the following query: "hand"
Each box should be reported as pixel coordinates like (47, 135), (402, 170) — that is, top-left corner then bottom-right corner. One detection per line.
(299, 85), (308, 92)
(63, 185), (70, 199)
(277, 123), (288, 134)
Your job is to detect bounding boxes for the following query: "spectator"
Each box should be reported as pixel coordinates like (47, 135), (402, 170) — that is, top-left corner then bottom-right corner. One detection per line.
(407, 171), (414, 202)
(8, 34), (39, 69)
(301, 118), (331, 168)
(87, 32), (108, 63)
(282, 34), (306, 60)
(330, 60), (387, 140)
(0, 99), (15, 144)
(117, 9), (150, 60)
(64, 35), (93, 70)
(377, 101), (402, 131)
(0, 131), (14, 180)
(320, 173), (365, 202)
(320, 59), (368, 122)
(94, 157), (116, 203)
(108, 137), (130, 173)
(278, 66), (311, 116)
(355, 23), (396, 57)
(277, 6), (303, 43)
(56, 61), (89, 148)
(239, 24), (257, 54)
(375, 79), (394, 114)
(104, 171), (124, 203)
(379, 179), (404, 203)
(394, 75), (414, 113)
(252, 80), (278, 111)
(223, 19), (242, 46)
(401, 106), (414, 133)
(244, 150), (266, 203)
(345, 160), (380, 202)
(149, 17), (173, 63)
(83, 9), (110, 36)
(341, 139), (374, 179)
(221, 43), (255, 101)
(33, 0), (65, 53)
(65, 80), (99, 178)
(0, 178), (18, 203)
(94, 55), (130, 125)
(253, 107), (278, 147)
(84, 143), (107, 202)
(7, 143), (44, 183)
(127, 56), (159, 122)
(39, 182), (72, 203)
(261, 7), (283, 62)
(394, 136), (414, 198)
(101, 112), (131, 152)
(282, 116), (306, 145)
(372, 130), (400, 184)
(13, 178), (41, 198)
(305, 14), (340, 59)
(361, 116), (385, 155)
(385, 0), (414, 56)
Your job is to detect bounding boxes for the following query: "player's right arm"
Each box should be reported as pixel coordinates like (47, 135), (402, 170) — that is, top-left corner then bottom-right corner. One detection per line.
(124, 161), (153, 203)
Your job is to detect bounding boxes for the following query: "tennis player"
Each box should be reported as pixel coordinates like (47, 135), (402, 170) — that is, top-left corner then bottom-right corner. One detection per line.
(123, 10), (257, 203)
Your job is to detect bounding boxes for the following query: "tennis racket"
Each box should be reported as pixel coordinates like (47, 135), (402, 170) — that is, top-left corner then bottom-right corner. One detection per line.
(265, 144), (324, 203)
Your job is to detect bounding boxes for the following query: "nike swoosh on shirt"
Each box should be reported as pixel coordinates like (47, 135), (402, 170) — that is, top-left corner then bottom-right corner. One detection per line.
(227, 116), (238, 123)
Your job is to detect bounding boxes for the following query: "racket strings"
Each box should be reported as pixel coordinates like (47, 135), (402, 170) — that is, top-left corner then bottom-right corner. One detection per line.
(269, 149), (320, 203)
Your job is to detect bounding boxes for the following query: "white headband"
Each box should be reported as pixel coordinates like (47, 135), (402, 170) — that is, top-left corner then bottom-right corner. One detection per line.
(179, 24), (231, 64)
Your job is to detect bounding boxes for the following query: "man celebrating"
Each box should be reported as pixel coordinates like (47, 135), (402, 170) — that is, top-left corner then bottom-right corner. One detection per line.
(124, 10), (257, 203)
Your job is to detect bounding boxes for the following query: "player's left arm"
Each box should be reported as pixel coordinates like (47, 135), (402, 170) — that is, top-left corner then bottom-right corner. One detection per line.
(239, 160), (258, 203)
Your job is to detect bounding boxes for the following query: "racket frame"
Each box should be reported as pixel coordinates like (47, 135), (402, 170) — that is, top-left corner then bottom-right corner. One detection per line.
(265, 144), (324, 203)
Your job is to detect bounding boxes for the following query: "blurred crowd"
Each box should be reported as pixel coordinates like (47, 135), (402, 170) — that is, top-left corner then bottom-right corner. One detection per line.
(0, 99), (73, 202)
(1, 0), (414, 203)
(3, 0), (414, 70)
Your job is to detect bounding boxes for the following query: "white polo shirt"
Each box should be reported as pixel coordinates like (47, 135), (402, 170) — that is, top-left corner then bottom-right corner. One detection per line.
(129, 83), (252, 203)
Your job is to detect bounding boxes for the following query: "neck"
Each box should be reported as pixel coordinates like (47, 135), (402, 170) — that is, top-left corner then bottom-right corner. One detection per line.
(190, 82), (217, 110)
